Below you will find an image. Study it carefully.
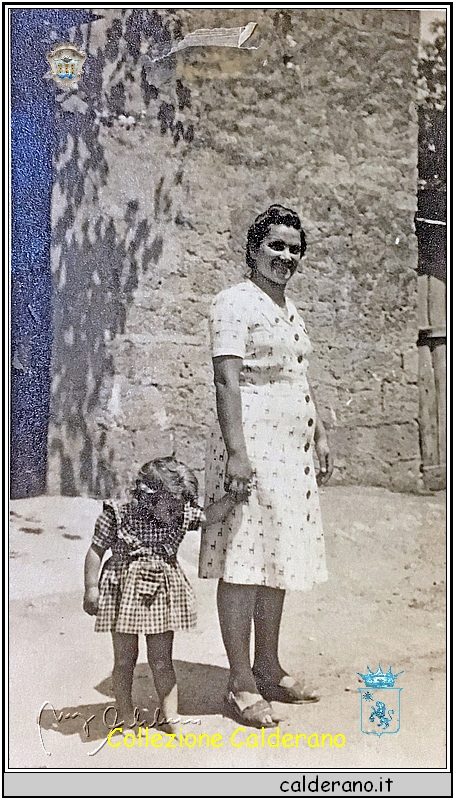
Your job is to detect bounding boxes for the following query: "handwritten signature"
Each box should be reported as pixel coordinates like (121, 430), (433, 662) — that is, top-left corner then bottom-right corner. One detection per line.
(37, 701), (201, 757)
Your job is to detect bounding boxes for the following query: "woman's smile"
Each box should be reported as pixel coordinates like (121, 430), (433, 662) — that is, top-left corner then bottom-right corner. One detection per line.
(270, 258), (294, 282)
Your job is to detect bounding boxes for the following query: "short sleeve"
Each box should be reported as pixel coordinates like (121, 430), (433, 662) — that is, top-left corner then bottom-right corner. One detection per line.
(91, 504), (117, 550)
(183, 503), (205, 531)
(210, 287), (249, 359)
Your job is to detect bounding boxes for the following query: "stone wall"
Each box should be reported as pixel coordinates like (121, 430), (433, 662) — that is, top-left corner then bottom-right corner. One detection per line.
(47, 8), (421, 497)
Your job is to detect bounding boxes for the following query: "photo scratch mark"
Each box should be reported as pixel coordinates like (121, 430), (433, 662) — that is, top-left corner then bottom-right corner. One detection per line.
(12, 352), (26, 371)
(27, 304), (40, 323)
(150, 21), (258, 61)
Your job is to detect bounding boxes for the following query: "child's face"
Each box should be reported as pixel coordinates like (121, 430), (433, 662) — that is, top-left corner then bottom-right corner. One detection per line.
(138, 485), (184, 524)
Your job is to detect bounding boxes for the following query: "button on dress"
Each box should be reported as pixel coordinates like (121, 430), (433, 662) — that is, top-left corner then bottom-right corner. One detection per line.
(199, 280), (328, 592)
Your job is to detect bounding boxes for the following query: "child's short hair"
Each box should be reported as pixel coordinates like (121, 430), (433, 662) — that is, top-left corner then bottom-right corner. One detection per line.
(134, 456), (199, 504)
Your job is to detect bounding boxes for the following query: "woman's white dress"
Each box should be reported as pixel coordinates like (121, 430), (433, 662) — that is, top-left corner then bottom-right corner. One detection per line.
(199, 280), (328, 592)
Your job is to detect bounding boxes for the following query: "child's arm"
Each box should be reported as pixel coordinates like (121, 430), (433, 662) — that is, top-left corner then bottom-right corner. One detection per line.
(83, 543), (105, 616)
(203, 490), (248, 528)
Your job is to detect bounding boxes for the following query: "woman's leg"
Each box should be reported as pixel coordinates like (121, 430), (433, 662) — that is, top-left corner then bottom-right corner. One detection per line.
(217, 579), (258, 695)
(146, 631), (178, 727)
(111, 632), (139, 722)
(253, 585), (286, 682)
(253, 586), (320, 701)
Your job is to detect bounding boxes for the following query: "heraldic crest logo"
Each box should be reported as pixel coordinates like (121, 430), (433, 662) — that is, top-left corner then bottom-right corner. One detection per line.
(357, 665), (403, 738)
(46, 43), (86, 87)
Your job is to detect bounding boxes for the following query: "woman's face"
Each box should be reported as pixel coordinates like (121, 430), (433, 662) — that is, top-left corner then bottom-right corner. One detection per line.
(252, 224), (302, 285)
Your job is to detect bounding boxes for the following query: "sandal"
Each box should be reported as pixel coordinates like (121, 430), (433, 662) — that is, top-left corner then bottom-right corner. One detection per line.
(253, 671), (320, 704)
(223, 692), (279, 729)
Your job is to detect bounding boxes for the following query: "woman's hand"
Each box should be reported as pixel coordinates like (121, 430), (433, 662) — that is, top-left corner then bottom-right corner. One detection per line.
(306, 381), (333, 486)
(315, 436), (334, 486)
(83, 587), (99, 616)
(225, 452), (253, 500)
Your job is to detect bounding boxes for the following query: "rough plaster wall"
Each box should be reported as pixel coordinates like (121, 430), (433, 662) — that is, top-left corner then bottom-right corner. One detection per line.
(47, 8), (420, 498)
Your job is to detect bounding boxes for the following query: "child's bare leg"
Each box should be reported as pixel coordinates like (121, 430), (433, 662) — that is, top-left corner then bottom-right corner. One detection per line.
(146, 631), (178, 731)
(111, 632), (139, 724)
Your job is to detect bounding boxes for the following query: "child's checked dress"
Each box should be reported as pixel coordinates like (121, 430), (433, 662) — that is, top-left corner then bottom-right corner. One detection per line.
(93, 501), (202, 634)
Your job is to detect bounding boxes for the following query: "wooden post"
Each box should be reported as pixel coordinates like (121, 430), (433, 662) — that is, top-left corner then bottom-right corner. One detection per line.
(428, 275), (446, 329)
(416, 100), (446, 490)
(417, 274), (429, 329)
(432, 341), (446, 466)
(418, 343), (439, 468)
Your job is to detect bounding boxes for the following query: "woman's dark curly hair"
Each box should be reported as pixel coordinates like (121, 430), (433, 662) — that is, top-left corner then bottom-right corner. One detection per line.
(132, 456), (199, 505)
(246, 204), (307, 272)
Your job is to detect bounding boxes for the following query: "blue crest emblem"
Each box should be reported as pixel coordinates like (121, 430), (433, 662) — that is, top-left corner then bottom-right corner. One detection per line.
(357, 665), (403, 738)
(46, 44), (86, 88)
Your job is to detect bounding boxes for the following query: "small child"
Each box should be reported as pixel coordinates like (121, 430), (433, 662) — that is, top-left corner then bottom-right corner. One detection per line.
(83, 456), (244, 731)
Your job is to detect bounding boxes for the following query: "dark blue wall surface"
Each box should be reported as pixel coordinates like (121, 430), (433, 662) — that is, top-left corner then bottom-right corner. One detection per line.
(10, 9), (95, 497)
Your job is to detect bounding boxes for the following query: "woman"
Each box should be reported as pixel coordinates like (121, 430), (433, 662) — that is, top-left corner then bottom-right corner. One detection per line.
(199, 205), (333, 728)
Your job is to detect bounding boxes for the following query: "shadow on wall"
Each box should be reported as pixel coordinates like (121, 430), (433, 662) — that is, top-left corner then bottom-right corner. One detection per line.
(48, 9), (191, 497)
(10, 9), (97, 500)
(50, 210), (157, 497)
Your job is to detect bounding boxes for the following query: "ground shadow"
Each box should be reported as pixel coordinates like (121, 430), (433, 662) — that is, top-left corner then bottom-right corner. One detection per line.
(95, 659), (229, 716)
(39, 660), (228, 744)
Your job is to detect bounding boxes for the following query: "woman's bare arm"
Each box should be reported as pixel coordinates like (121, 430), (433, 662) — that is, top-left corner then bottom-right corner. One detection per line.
(307, 381), (334, 485)
(213, 355), (253, 495)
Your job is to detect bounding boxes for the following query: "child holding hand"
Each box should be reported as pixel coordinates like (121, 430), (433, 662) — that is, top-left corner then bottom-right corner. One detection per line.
(84, 456), (246, 731)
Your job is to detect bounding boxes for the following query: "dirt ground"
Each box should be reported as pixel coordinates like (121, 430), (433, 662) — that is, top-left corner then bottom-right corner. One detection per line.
(8, 486), (446, 770)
